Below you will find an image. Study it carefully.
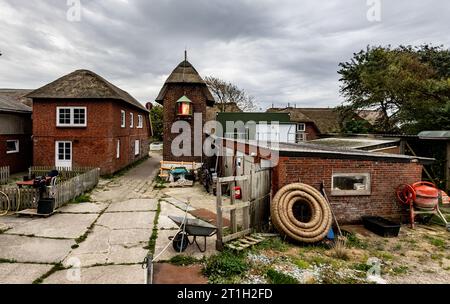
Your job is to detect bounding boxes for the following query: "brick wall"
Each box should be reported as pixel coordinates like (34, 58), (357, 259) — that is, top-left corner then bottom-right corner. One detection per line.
(305, 123), (319, 140)
(0, 134), (32, 173)
(274, 156), (423, 224)
(162, 83), (208, 163)
(32, 98), (150, 175)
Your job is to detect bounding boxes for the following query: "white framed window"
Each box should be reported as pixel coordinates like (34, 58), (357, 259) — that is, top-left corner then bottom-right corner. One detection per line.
(137, 115), (143, 128)
(297, 123), (306, 132)
(6, 140), (19, 154)
(121, 110), (126, 128)
(56, 107), (87, 127)
(331, 173), (371, 196)
(135, 140), (140, 156)
(116, 140), (120, 159)
(130, 113), (134, 128)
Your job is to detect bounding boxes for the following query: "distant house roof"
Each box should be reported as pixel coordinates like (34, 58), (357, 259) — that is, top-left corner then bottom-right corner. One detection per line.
(26, 70), (148, 112)
(267, 107), (343, 134)
(0, 89), (33, 114)
(357, 110), (384, 125)
(155, 60), (215, 106)
(418, 131), (450, 140)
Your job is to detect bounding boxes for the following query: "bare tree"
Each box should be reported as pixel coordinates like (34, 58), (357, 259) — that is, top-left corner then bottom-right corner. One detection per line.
(205, 76), (258, 112)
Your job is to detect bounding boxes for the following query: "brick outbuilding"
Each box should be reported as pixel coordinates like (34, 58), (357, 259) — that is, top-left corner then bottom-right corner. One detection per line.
(26, 70), (151, 175)
(220, 139), (433, 224)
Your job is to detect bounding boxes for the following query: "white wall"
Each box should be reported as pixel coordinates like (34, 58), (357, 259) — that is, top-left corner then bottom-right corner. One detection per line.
(256, 123), (296, 143)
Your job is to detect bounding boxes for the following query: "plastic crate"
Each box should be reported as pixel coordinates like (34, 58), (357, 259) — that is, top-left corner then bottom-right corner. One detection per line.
(362, 216), (401, 237)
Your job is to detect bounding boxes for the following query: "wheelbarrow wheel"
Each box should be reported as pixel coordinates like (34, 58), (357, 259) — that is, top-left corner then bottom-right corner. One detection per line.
(173, 232), (189, 252)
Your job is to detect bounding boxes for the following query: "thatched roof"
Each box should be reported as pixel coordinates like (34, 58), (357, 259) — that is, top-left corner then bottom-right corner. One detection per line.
(26, 70), (148, 112)
(267, 107), (343, 134)
(0, 89), (33, 113)
(156, 60), (215, 106)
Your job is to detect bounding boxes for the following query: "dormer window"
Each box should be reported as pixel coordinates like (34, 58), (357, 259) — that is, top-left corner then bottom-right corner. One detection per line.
(176, 95), (193, 117)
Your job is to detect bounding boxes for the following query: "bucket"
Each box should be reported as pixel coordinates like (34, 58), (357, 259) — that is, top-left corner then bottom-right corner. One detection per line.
(37, 198), (55, 215)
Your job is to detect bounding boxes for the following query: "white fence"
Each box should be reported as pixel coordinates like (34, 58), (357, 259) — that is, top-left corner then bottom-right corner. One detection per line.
(0, 166), (9, 185)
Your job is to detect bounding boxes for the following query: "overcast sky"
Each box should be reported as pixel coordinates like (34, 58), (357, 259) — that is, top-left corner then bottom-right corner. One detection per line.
(1, 0), (449, 110)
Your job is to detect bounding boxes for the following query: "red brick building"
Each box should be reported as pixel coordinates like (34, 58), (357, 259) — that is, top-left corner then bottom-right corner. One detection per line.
(0, 89), (33, 173)
(220, 139), (432, 224)
(156, 59), (215, 163)
(27, 70), (151, 175)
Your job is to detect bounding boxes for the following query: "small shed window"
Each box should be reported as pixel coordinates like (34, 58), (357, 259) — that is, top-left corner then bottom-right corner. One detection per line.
(6, 140), (19, 154)
(331, 173), (371, 196)
(121, 110), (126, 128)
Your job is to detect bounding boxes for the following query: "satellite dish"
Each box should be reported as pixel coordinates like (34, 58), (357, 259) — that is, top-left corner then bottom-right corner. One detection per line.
(145, 102), (153, 111)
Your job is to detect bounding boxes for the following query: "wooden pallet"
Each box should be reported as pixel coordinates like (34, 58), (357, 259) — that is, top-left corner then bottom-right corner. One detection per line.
(16, 209), (55, 218)
(225, 233), (267, 251)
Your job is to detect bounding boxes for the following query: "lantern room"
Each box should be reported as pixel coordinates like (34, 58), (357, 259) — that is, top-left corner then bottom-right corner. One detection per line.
(176, 95), (193, 117)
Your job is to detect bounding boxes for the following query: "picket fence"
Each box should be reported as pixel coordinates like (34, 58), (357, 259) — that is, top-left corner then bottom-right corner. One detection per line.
(0, 166), (9, 185)
(0, 167), (100, 212)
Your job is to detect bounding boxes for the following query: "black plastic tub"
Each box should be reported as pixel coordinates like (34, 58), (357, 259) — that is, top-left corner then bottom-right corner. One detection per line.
(37, 198), (55, 215)
(362, 216), (401, 237)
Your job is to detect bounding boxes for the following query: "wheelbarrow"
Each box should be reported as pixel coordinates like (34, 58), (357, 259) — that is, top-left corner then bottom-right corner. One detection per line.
(168, 215), (217, 253)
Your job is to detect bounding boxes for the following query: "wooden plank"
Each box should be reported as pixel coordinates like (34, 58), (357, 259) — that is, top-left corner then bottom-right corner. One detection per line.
(217, 175), (249, 183)
(222, 228), (252, 243)
(230, 184), (237, 234)
(221, 201), (251, 212)
(215, 178), (224, 251)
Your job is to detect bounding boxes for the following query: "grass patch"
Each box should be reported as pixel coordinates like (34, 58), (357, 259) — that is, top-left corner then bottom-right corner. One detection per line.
(392, 266), (408, 275)
(352, 263), (371, 272)
(169, 255), (200, 266)
(33, 263), (65, 284)
(426, 236), (446, 249)
(345, 233), (368, 249)
(293, 258), (310, 269)
(203, 250), (248, 283)
(330, 239), (350, 261)
(254, 237), (291, 252)
(266, 269), (298, 284)
(145, 200), (161, 253)
(71, 194), (92, 204)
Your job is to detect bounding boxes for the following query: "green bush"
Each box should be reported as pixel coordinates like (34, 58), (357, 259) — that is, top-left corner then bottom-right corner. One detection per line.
(203, 251), (248, 279)
(266, 269), (298, 284)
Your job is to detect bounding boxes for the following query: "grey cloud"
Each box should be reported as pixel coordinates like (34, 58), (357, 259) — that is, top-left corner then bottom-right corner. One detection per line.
(0, 0), (449, 109)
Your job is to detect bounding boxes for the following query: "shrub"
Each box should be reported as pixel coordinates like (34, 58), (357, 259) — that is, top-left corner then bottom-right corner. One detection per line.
(169, 255), (199, 266)
(330, 239), (350, 261)
(203, 251), (248, 280)
(255, 237), (290, 252)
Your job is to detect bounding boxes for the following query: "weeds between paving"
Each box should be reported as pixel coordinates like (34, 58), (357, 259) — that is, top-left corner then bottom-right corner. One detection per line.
(163, 224), (450, 284)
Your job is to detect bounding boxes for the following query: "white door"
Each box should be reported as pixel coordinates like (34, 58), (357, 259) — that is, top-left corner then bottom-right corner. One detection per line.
(55, 141), (72, 168)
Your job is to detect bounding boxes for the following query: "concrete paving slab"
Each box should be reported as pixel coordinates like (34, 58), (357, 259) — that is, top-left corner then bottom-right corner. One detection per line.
(106, 199), (158, 212)
(158, 201), (195, 230)
(96, 211), (155, 230)
(44, 265), (146, 284)
(64, 225), (152, 267)
(0, 263), (53, 284)
(6, 213), (98, 239)
(58, 203), (109, 214)
(162, 197), (195, 212)
(0, 235), (74, 264)
(162, 184), (217, 212)
(153, 229), (217, 262)
(0, 216), (35, 231)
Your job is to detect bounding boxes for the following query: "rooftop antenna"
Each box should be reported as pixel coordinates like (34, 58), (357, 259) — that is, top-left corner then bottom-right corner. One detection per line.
(184, 48), (187, 62)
